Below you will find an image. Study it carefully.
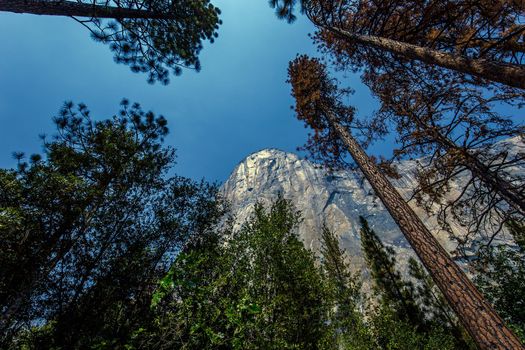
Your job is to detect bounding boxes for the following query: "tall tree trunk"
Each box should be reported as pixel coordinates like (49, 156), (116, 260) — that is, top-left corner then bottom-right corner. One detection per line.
(325, 26), (525, 90)
(324, 109), (524, 350)
(0, 0), (172, 19)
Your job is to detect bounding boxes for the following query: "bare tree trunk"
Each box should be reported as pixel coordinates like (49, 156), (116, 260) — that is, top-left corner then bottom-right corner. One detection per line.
(324, 110), (524, 350)
(405, 109), (525, 218)
(429, 128), (525, 218)
(462, 150), (525, 216)
(326, 26), (525, 90)
(0, 0), (171, 19)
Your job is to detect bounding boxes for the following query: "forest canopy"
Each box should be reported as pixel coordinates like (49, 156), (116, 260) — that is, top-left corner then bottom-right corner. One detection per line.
(1, 0), (525, 349)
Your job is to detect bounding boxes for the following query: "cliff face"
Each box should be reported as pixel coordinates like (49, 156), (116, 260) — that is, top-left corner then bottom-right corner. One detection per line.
(221, 149), (449, 271)
(221, 138), (523, 270)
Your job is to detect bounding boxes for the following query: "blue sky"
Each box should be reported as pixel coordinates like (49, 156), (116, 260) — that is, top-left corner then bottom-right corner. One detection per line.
(0, 0), (378, 182)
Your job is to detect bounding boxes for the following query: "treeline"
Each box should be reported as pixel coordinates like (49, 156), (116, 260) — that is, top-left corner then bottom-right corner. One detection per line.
(1, 108), (523, 348)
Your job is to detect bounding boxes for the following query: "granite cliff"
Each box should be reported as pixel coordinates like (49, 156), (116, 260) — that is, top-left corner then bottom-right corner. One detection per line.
(221, 138), (524, 271)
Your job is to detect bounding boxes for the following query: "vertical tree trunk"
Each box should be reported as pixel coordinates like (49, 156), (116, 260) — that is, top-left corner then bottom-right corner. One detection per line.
(324, 110), (524, 350)
(0, 0), (170, 19)
(326, 26), (525, 90)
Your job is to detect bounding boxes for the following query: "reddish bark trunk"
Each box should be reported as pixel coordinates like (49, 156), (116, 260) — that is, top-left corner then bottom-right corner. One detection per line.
(325, 110), (524, 350)
(328, 26), (525, 90)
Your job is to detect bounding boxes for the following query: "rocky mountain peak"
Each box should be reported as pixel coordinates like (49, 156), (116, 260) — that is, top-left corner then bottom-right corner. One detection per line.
(221, 139), (522, 272)
(222, 148), (424, 268)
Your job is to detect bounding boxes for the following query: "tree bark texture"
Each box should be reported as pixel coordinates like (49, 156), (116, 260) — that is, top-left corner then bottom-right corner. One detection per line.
(328, 26), (525, 90)
(0, 0), (171, 19)
(325, 110), (524, 350)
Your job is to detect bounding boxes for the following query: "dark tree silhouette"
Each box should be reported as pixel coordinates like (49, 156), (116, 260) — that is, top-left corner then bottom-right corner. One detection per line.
(0, 0), (222, 84)
(0, 100), (225, 345)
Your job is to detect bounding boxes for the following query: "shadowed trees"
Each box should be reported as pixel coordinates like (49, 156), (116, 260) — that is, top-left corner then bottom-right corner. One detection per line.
(0, 0), (222, 84)
(0, 100), (225, 347)
(287, 54), (524, 350)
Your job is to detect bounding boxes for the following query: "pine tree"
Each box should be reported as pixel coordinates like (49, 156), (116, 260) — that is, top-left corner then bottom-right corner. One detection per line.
(359, 217), (424, 328)
(474, 221), (525, 343)
(365, 64), (525, 251)
(0, 100), (225, 346)
(359, 217), (475, 349)
(319, 225), (372, 349)
(270, 0), (525, 89)
(320, 224), (360, 314)
(287, 54), (524, 350)
(1, 0), (222, 84)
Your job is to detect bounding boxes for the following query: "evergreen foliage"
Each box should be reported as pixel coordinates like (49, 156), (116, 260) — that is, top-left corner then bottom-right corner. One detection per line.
(1, 0), (222, 84)
(88, 0), (222, 84)
(134, 207), (479, 350)
(319, 225), (372, 349)
(2, 1), (524, 349)
(226, 197), (330, 349)
(359, 217), (475, 350)
(359, 217), (424, 329)
(3, 189), (494, 349)
(141, 196), (332, 349)
(1, 102), (518, 349)
(0, 100), (225, 348)
(474, 222), (525, 342)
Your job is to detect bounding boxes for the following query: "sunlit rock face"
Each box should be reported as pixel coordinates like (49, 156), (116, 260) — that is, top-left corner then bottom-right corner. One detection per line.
(222, 149), (439, 271)
(221, 137), (523, 272)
